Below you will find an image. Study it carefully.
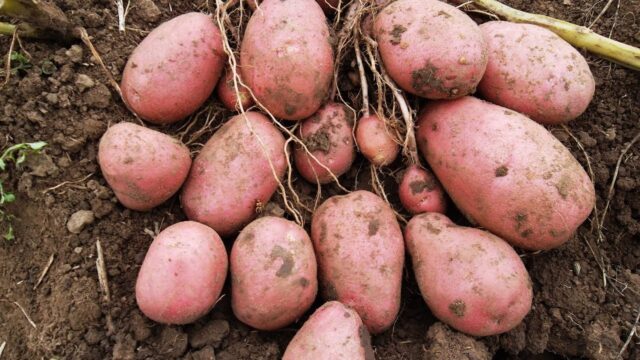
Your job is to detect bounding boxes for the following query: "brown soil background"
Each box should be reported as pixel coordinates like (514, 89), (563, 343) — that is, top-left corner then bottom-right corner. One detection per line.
(0, 0), (639, 359)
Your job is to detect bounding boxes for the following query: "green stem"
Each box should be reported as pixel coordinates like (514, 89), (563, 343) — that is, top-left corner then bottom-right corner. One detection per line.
(0, 0), (74, 41)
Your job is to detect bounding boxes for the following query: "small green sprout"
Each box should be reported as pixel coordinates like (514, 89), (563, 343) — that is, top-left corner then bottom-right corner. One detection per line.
(9, 51), (32, 74)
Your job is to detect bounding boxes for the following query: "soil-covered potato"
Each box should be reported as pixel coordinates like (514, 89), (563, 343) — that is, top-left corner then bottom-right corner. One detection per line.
(216, 67), (255, 111)
(356, 114), (399, 166)
(97, 122), (191, 211)
(417, 96), (595, 250)
(478, 21), (595, 124)
(231, 217), (317, 331)
(121, 12), (226, 124)
(398, 165), (447, 215)
(180, 112), (286, 237)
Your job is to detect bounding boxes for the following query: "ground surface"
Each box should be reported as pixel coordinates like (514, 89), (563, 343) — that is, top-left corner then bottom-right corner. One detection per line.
(0, 0), (639, 359)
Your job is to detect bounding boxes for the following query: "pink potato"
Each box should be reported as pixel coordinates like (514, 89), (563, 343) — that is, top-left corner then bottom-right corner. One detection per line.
(121, 13), (226, 124)
(294, 103), (355, 184)
(356, 114), (399, 166)
(311, 190), (404, 334)
(181, 112), (286, 237)
(399, 165), (447, 215)
(479, 21), (595, 124)
(98, 122), (191, 211)
(135, 221), (228, 324)
(216, 67), (255, 111)
(231, 217), (318, 330)
(282, 301), (374, 360)
(241, 0), (334, 120)
(248, 0), (340, 12)
(374, 0), (487, 99)
(405, 213), (532, 336)
(417, 97), (595, 250)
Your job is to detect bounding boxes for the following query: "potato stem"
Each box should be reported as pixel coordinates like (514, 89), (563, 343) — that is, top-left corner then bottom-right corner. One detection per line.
(0, 0), (74, 40)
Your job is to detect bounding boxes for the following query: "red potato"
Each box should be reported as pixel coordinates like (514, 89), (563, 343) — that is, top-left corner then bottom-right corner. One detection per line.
(374, 0), (487, 99)
(282, 301), (374, 360)
(231, 217), (317, 331)
(417, 97), (595, 250)
(311, 190), (404, 334)
(98, 122), (191, 211)
(181, 112), (286, 237)
(479, 21), (595, 124)
(241, 0), (334, 120)
(216, 67), (255, 111)
(294, 103), (355, 184)
(121, 12), (226, 124)
(247, 0), (341, 14)
(136, 221), (228, 324)
(356, 114), (399, 166)
(399, 165), (447, 215)
(405, 213), (532, 336)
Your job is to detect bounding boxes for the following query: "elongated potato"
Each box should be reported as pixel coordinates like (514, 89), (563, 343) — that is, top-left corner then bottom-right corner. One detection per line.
(181, 112), (286, 237)
(311, 190), (404, 334)
(405, 213), (532, 337)
(417, 97), (595, 250)
(356, 114), (399, 166)
(398, 165), (447, 215)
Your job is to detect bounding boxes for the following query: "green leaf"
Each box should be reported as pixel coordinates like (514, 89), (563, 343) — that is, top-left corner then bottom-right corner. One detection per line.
(0, 159), (5, 171)
(15, 152), (26, 166)
(1, 193), (15, 204)
(41, 60), (57, 75)
(28, 141), (47, 151)
(3, 225), (14, 241)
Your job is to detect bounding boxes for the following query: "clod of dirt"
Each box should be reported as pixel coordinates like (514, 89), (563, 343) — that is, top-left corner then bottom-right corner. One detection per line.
(83, 83), (112, 109)
(424, 322), (492, 360)
(136, 0), (162, 23)
(156, 327), (189, 358)
(189, 345), (216, 360)
(584, 320), (622, 360)
(113, 334), (136, 360)
(189, 319), (230, 349)
(25, 153), (58, 177)
(75, 74), (95, 92)
(90, 198), (114, 219)
(65, 45), (84, 63)
(131, 312), (152, 341)
(67, 210), (95, 233)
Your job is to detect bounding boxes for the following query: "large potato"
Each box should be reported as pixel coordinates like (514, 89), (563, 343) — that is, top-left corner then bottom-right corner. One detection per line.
(405, 213), (532, 337)
(311, 190), (404, 334)
(417, 97), (595, 250)
(282, 301), (374, 360)
(121, 12), (226, 124)
(241, 0), (334, 120)
(478, 21), (595, 124)
(231, 217), (318, 330)
(398, 165), (447, 215)
(136, 221), (228, 324)
(98, 122), (191, 211)
(374, 0), (487, 99)
(181, 112), (286, 237)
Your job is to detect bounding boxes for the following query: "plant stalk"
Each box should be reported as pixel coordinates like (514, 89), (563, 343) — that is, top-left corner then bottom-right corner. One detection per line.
(0, 0), (75, 40)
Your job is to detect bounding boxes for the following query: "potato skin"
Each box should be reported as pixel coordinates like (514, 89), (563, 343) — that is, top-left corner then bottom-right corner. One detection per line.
(231, 217), (318, 331)
(241, 0), (334, 120)
(374, 0), (487, 99)
(311, 190), (404, 334)
(478, 21), (595, 124)
(121, 13), (226, 124)
(399, 165), (447, 215)
(294, 103), (355, 184)
(216, 67), (255, 111)
(405, 213), (532, 337)
(181, 112), (286, 237)
(417, 97), (595, 250)
(282, 301), (375, 360)
(135, 221), (228, 325)
(98, 122), (191, 211)
(356, 114), (399, 166)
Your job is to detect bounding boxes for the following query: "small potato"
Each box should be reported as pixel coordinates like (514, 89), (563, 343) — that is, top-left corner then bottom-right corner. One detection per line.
(374, 0), (487, 99)
(311, 190), (404, 334)
(399, 165), (447, 215)
(181, 112), (286, 237)
(356, 114), (399, 166)
(294, 103), (355, 184)
(417, 97), (595, 250)
(241, 0), (334, 120)
(231, 217), (317, 331)
(136, 221), (228, 325)
(121, 13), (226, 124)
(216, 67), (255, 111)
(282, 301), (374, 360)
(98, 122), (191, 211)
(405, 213), (532, 336)
(479, 21), (595, 124)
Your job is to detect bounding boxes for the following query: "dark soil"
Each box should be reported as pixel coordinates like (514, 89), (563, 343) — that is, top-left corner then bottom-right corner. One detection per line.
(1, 0), (639, 359)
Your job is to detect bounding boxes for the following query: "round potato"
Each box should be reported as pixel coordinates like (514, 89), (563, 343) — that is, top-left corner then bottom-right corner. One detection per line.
(398, 165), (447, 215)
(216, 66), (255, 111)
(356, 114), (399, 166)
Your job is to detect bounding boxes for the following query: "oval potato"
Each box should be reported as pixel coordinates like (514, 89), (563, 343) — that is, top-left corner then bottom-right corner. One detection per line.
(356, 114), (399, 167)
(398, 165), (447, 215)
(216, 67), (255, 111)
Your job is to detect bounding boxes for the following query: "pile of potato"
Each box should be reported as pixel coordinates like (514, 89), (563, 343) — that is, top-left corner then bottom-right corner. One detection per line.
(98, 0), (597, 357)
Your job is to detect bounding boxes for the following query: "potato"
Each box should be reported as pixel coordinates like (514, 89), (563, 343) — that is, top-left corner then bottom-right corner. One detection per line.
(374, 0), (487, 99)
(405, 213), (532, 336)
(181, 112), (286, 236)
(417, 97), (595, 250)
(231, 217), (318, 330)
(241, 0), (334, 120)
(135, 221), (228, 324)
(311, 190), (404, 334)
(216, 66), (255, 111)
(294, 103), (355, 184)
(282, 301), (374, 360)
(248, 0), (339, 12)
(121, 12), (226, 124)
(98, 122), (191, 211)
(356, 114), (399, 166)
(478, 21), (595, 124)
(399, 165), (447, 215)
